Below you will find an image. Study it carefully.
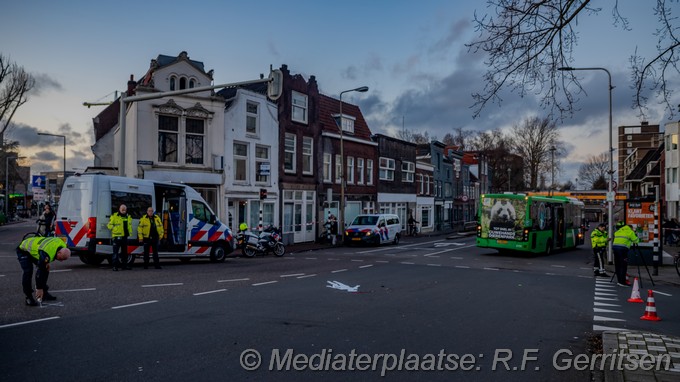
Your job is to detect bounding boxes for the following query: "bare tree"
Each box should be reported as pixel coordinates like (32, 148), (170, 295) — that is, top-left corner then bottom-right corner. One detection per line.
(510, 116), (561, 190)
(467, 0), (680, 120)
(577, 152), (609, 189)
(0, 54), (34, 143)
(468, 128), (521, 191)
(442, 127), (474, 149)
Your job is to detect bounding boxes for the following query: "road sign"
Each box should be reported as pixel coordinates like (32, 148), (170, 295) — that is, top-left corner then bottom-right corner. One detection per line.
(606, 192), (616, 202)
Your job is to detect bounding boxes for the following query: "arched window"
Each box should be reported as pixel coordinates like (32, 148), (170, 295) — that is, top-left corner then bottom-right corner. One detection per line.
(169, 76), (176, 91)
(189, 79), (195, 88)
(179, 77), (187, 90)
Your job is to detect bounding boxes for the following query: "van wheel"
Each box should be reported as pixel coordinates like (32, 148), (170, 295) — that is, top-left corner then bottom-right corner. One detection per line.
(210, 245), (227, 262)
(393, 234), (400, 245)
(79, 253), (104, 265)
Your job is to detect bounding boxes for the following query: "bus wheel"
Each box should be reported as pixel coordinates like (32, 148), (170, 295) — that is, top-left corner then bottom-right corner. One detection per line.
(210, 245), (227, 262)
(544, 240), (553, 256)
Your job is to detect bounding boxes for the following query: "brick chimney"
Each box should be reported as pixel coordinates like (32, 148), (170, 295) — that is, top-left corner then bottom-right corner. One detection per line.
(127, 74), (136, 96)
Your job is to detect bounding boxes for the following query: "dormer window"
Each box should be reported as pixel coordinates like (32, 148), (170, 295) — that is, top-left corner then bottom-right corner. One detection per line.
(333, 114), (356, 134)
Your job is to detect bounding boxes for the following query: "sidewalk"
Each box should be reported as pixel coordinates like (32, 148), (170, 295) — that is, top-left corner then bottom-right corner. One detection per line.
(599, 258), (680, 381)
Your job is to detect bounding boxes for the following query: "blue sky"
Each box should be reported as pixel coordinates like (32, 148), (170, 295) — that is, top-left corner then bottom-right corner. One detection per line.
(1, 0), (677, 185)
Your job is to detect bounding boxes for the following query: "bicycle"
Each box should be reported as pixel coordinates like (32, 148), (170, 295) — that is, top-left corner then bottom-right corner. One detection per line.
(22, 219), (53, 240)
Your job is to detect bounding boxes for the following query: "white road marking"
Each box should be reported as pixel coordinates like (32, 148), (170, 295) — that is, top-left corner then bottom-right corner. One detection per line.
(280, 273), (305, 278)
(593, 325), (627, 331)
(305, 257), (318, 260)
(423, 254), (440, 258)
(112, 300), (158, 309)
(327, 280), (360, 292)
(252, 281), (278, 286)
(652, 290), (672, 297)
(455, 265), (470, 269)
(433, 242), (466, 247)
(331, 269), (348, 273)
(400, 262), (415, 265)
(359, 264), (373, 269)
(218, 278), (250, 283)
(595, 292), (617, 296)
(141, 283), (183, 288)
(594, 302), (621, 307)
(427, 264), (442, 267)
(0, 275), (6, 277)
(420, 244), (476, 257)
(594, 296), (619, 301)
(351, 259), (365, 262)
(0, 316), (60, 329)
(49, 269), (72, 273)
(593, 315), (625, 322)
(356, 239), (448, 254)
(49, 288), (96, 293)
(297, 274), (317, 279)
(594, 307), (623, 314)
(551, 265), (566, 268)
(484, 267), (499, 271)
(193, 289), (227, 296)
(375, 260), (389, 263)
(450, 256), (463, 260)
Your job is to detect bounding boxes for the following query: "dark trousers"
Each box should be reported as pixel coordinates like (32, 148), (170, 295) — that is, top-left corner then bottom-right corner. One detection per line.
(16, 248), (46, 298)
(112, 237), (128, 267)
(143, 238), (160, 267)
(612, 245), (629, 284)
(592, 247), (606, 272)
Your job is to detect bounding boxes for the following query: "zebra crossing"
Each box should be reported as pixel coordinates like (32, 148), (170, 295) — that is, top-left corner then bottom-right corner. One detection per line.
(593, 278), (628, 332)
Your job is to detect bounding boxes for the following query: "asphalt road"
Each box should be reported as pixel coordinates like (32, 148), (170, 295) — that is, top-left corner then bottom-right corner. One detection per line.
(1, 221), (678, 381)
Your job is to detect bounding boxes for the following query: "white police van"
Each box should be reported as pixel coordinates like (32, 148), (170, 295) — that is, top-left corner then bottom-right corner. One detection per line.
(344, 213), (402, 245)
(55, 174), (233, 265)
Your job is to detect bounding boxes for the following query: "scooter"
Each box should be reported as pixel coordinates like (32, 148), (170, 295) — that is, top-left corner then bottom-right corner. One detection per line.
(236, 225), (285, 257)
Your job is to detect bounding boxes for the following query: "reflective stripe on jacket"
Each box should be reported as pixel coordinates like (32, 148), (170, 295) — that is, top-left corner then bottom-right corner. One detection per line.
(18, 237), (65, 262)
(612, 225), (640, 248)
(107, 212), (133, 238)
(138, 214), (164, 240)
(590, 228), (607, 248)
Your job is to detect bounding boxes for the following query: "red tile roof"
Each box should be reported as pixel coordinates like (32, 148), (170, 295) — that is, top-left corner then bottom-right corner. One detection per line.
(317, 94), (373, 140)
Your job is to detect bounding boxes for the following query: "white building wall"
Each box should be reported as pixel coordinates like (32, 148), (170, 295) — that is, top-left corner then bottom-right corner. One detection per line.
(224, 89), (279, 232)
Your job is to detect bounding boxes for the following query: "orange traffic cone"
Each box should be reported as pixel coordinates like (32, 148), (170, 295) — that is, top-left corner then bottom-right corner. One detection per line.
(640, 290), (661, 321)
(627, 278), (643, 303)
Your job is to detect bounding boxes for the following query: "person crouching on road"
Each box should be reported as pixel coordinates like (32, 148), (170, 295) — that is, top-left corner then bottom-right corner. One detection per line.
(138, 207), (164, 269)
(107, 204), (133, 271)
(16, 237), (71, 306)
(612, 221), (640, 286)
(590, 222), (609, 277)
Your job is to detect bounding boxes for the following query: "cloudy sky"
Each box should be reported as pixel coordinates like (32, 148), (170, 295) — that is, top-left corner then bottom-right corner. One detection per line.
(1, 0), (677, 185)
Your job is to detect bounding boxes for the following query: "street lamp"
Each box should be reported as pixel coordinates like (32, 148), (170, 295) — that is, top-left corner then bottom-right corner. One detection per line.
(5, 156), (26, 218)
(38, 132), (66, 201)
(550, 145), (556, 195)
(338, 86), (369, 239)
(558, 66), (614, 263)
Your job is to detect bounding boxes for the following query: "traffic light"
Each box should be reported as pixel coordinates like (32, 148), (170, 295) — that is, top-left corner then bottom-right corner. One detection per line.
(260, 188), (267, 200)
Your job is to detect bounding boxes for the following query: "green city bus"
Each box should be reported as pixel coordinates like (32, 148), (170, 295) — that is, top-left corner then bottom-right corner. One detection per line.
(476, 193), (585, 255)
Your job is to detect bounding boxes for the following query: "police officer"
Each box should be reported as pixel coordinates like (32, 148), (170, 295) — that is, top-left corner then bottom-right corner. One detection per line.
(612, 221), (640, 286)
(16, 237), (71, 306)
(590, 222), (609, 277)
(138, 207), (164, 269)
(107, 204), (133, 271)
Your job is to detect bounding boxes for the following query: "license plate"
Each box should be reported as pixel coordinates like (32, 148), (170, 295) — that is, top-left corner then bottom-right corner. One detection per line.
(352, 238), (361, 241)
(496, 239), (508, 244)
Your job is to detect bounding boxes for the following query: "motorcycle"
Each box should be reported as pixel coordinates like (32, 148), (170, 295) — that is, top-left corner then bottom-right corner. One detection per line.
(236, 225), (285, 257)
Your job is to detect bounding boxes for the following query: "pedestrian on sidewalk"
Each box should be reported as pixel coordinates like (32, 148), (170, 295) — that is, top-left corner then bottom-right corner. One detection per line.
(16, 236), (71, 306)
